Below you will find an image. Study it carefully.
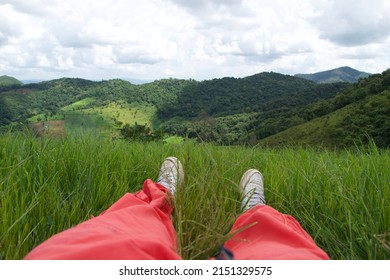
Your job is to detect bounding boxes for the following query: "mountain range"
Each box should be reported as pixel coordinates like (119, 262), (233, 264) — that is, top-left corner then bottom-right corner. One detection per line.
(295, 66), (370, 83)
(2, 66), (370, 86)
(0, 67), (389, 148)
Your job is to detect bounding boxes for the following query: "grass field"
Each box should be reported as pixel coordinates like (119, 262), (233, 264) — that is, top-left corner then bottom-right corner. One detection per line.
(62, 97), (96, 111)
(0, 133), (389, 260)
(27, 101), (157, 138)
(81, 101), (156, 127)
(64, 113), (113, 136)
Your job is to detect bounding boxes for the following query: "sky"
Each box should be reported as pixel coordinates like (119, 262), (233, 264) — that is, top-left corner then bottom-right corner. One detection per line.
(0, 0), (389, 82)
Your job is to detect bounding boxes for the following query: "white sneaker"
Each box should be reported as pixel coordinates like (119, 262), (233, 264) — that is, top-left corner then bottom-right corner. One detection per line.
(157, 157), (184, 196)
(239, 169), (266, 211)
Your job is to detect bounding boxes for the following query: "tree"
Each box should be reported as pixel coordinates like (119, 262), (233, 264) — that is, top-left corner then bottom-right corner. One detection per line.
(119, 123), (163, 142)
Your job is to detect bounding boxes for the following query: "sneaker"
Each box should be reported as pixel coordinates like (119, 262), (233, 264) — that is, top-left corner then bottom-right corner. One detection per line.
(239, 169), (266, 211)
(157, 157), (184, 196)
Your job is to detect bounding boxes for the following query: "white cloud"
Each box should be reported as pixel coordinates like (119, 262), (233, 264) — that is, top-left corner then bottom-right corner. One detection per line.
(311, 0), (390, 46)
(0, 0), (389, 81)
(0, 0), (55, 16)
(0, 4), (45, 43)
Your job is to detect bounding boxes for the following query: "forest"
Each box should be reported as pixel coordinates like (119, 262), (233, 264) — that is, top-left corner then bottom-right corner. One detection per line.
(0, 69), (389, 148)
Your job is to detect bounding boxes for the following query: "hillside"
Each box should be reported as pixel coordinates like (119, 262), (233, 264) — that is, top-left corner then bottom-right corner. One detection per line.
(261, 70), (390, 148)
(158, 72), (321, 118)
(1, 69), (389, 148)
(0, 77), (193, 128)
(295, 66), (370, 84)
(157, 72), (346, 144)
(0, 75), (23, 86)
(0, 73), (346, 131)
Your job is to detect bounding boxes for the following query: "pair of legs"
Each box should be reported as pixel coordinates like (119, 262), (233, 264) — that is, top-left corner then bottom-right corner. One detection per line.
(25, 157), (329, 260)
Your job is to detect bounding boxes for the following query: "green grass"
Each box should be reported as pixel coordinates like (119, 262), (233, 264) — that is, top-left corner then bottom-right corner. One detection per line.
(27, 113), (65, 123)
(0, 133), (389, 260)
(26, 101), (158, 138)
(163, 135), (185, 144)
(62, 98), (96, 111)
(82, 101), (157, 127)
(64, 113), (113, 137)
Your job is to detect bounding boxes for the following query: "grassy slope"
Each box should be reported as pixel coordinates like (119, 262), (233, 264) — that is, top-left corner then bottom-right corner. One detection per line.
(0, 134), (389, 260)
(62, 97), (96, 111)
(64, 113), (113, 137)
(81, 101), (156, 127)
(26, 99), (157, 137)
(0, 75), (22, 85)
(259, 111), (341, 148)
(260, 90), (390, 148)
(66, 101), (157, 137)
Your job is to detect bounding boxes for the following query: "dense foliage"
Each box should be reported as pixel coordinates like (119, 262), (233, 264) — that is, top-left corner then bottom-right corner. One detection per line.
(119, 123), (164, 142)
(261, 69), (390, 148)
(157, 73), (347, 144)
(0, 69), (389, 148)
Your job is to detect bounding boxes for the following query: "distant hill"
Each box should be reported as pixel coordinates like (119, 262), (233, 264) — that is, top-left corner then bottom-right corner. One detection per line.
(261, 70), (390, 148)
(157, 72), (346, 144)
(0, 75), (23, 86)
(157, 72), (344, 119)
(295, 67), (371, 84)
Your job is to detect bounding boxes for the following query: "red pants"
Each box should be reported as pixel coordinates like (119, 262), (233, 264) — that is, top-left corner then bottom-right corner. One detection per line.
(25, 180), (329, 260)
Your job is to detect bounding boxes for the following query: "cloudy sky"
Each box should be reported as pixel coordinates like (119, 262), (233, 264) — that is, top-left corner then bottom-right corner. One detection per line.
(0, 0), (389, 82)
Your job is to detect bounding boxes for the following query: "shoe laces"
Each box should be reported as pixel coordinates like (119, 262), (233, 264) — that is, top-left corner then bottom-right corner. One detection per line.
(245, 188), (266, 209)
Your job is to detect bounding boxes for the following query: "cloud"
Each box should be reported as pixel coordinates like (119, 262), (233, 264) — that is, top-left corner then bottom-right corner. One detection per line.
(169, 0), (244, 12)
(168, 0), (254, 35)
(113, 46), (166, 65)
(0, 0), (55, 16)
(181, 0), (317, 65)
(0, 32), (7, 46)
(50, 18), (128, 49)
(311, 0), (390, 46)
(0, 0), (189, 78)
(0, 0), (389, 81)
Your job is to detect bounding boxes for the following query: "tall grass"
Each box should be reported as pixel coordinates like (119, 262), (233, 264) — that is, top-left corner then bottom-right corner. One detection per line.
(0, 133), (389, 259)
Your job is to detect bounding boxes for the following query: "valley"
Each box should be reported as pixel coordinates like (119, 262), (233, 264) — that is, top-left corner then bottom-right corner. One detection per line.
(0, 67), (389, 148)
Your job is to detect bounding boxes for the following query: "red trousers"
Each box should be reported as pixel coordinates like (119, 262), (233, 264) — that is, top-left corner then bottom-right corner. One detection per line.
(25, 180), (329, 260)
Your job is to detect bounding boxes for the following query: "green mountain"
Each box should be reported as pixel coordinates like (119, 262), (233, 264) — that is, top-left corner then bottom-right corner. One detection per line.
(261, 70), (390, 148)
(157, 72), (346, 144)
(0, 77), (192, 128)
(1, 70), (389, 148)
(0, 75), (23, 86)
(158, 72), (337, 118)
(295, 66), (371, 84)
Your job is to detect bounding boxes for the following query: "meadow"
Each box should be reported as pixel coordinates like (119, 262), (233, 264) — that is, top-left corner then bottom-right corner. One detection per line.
(26, 100), (158, 139)
(0, 133), (389, 260)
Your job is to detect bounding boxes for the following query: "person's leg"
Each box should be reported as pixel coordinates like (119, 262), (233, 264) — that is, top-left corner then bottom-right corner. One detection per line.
(25, 157), (184, 260)
(223, 169), (329, 260)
